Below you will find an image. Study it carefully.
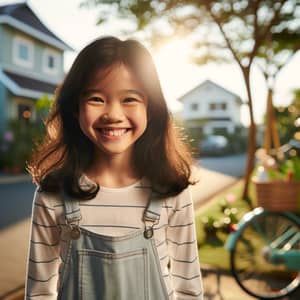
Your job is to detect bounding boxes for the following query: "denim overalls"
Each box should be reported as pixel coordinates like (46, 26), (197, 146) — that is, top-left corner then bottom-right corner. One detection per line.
(57, 190), (170, 300)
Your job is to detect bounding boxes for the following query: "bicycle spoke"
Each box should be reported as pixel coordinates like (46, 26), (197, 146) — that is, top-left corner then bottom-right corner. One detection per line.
(231, 211), (300, 299)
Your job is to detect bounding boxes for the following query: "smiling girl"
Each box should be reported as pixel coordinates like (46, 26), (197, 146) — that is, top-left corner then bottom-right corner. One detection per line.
(25, 36), (203, 300)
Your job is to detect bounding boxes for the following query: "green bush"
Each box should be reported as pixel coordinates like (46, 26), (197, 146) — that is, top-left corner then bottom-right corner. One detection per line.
(0, 120), (45, 173)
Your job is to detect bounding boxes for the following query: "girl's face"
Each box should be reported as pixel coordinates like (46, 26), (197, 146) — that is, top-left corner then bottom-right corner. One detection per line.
(78, 63), (148, 159)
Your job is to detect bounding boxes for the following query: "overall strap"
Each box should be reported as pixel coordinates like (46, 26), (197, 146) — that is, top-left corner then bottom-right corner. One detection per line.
(62, 191), (81, 225)
(143, 191), (162, 224)
(143, 191), (163, 239)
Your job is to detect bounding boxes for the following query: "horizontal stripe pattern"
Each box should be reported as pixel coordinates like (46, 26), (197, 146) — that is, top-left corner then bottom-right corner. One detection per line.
(28, 273), (58, 282)
(25, 179), (203, 299)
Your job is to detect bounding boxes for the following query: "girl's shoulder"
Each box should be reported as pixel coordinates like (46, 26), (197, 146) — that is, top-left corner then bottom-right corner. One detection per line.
(164, 185), (192, 211)
(33, 186), (63, 209)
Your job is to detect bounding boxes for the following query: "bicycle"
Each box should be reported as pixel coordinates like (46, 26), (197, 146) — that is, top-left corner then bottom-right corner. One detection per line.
(226, 207), (300, 299)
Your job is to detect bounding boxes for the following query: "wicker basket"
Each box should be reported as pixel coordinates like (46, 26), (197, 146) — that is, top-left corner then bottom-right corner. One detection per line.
(253, 180), (300, 212)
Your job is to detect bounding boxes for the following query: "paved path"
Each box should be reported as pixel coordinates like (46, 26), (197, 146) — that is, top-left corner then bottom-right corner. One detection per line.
(190, 166), (237, 210)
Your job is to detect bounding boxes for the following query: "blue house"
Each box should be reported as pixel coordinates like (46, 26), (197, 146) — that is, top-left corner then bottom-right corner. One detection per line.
(0, 1), (72, 132)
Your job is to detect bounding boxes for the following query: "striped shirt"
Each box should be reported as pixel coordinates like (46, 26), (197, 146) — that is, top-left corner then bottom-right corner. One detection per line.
(25, 176), (203, 300)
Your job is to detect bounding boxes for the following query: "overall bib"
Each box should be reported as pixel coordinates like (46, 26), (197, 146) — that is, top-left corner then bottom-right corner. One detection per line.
(58, 191), (170, 300)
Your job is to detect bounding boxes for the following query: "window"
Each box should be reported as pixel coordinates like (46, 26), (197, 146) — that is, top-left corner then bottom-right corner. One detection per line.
(191, 103), (199, 111)
(13, 36), (34, 68)
(209, 102), (227, 111)
(19, 44), (29, 60)
(43, 49), (59, 74)
(221, 102), (227, 110)
(209, 103), (216, 110)
(47, 55), (55, 68)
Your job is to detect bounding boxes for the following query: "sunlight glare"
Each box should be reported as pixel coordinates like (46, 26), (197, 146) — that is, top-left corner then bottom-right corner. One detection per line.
(153, 38), (196, 112)
(154, 38), (191, 83)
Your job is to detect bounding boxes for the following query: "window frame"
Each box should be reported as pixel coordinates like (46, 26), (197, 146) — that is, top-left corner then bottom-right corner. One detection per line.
(42, 48), (59, 75)
(221, 102), (227, 110)
(190, 103), (199, 111)
(209, 103), (216, 111)
(12, 36), (34, 68)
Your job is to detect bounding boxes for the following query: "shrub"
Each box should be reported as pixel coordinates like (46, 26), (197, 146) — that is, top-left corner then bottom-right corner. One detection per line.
(0, 120), (45, 173)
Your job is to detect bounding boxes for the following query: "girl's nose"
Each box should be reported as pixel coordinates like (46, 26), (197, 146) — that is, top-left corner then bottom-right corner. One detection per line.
(101, 103), (124, 123)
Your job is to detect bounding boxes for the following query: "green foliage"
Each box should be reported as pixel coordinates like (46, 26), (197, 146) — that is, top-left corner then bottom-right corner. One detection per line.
(195, 181), (253, 269)
(274, 88), (300, 144)
(0, 94), (52, 172)
(180, 118), (208, 157)
(262, 157), (300, 181)
(36, 95), (53, 121)
(280, 157), (300, 180)
(80, 1), (300, 65)
(0, 95), (51, 172)
(36, 95), (52, 111)
(0, 120), (45, 173)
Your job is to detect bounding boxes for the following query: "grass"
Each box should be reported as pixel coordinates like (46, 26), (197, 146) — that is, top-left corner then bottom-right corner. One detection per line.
(195, 180), (256, 270)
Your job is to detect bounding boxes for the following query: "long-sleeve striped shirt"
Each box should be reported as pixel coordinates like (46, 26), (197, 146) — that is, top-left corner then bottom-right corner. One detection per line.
(25, 176), (203, 300)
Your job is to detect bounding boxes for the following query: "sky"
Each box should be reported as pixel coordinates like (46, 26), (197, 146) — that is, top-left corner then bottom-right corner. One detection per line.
(1, 0), (300, 126)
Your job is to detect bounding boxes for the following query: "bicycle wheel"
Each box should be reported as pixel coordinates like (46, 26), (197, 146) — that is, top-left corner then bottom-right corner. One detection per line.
(231, 211), (300, 299)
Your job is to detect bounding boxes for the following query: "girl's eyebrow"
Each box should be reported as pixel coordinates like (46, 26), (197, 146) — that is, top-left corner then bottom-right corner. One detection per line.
(81, 89), (103, 97)
(120, 89), (146, 99)
(81, 88), (146, 99)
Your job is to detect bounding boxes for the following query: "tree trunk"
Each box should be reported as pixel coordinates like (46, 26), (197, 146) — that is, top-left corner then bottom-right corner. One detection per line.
(264, 89), (273, 153)
(270, 90), (281, 151)
(264, 88), (281, 154)
(241, 68), (256, 201)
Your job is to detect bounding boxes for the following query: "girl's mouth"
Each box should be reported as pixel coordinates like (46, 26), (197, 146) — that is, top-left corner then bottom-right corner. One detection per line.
(97, 128), (131, 137)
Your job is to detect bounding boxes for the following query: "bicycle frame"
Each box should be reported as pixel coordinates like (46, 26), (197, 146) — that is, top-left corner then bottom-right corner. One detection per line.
(226, 207), (300, 271)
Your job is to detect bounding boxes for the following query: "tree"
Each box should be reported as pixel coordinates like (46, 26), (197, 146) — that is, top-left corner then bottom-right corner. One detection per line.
(36, 94), (52, 118)
(274, 88), (300, 144)
(255, 27), (300, 154)
(80, 0), (300, 199)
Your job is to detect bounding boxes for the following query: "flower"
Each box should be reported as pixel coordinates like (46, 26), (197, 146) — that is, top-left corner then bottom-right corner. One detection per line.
(255, 148), (277, 170)
(225, 193), (236, 203)
(254, 147), (300, 181)
(3, 131), (14, 142)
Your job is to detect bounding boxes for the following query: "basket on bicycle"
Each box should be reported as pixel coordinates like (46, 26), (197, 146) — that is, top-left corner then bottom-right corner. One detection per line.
(253, 179), (300, 212)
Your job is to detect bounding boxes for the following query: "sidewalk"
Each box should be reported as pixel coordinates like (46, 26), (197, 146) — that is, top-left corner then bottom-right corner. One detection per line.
(0, 169), (244, 299)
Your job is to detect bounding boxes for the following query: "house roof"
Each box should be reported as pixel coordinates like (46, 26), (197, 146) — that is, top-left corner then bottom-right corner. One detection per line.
(0, 2), (72, 51)
(0, 69), (57, 98)
(178, 79), (243, 105)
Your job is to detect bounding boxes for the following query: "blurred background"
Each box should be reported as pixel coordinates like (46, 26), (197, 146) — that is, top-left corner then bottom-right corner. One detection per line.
(0, 0), (299, 299)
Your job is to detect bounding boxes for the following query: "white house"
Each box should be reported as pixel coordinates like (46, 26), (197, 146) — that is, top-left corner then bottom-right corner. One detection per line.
(178, 79), (243, 136)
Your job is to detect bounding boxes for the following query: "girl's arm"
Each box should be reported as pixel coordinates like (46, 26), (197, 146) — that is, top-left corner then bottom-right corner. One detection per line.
(166, 187), (203, 300)
(25, 188), (61, 300)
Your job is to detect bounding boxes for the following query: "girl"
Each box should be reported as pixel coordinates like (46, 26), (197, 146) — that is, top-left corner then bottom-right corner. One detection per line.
(25, 36), (203, 300)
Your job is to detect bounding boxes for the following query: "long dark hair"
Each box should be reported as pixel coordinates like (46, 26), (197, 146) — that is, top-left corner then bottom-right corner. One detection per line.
(28, 36), (195, 199)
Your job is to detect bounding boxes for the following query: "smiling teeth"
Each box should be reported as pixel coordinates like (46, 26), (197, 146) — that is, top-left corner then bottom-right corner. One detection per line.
(101, 129), (128, 136)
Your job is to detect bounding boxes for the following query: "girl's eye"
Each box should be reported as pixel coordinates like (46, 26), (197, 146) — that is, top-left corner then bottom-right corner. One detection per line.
(123, 97), (138, 103)
(88, 97), (104, 103)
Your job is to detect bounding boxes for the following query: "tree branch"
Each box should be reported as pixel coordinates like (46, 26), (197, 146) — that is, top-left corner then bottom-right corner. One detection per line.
(203, 2), (244, 70)
(249, 0), (287, 66)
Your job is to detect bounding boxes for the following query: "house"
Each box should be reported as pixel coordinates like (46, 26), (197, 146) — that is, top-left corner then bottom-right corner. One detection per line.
(179, 79), (243, 137)
(0, 1), (72, 132)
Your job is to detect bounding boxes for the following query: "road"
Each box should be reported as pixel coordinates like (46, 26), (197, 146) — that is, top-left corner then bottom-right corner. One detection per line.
(198, 153), (247, 178)
(0, 153), (247, 229)
(0, 180), (35, 229)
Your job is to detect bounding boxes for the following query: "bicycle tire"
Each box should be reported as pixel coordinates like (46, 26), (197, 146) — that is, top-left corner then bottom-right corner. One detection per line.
(230, 210), (300, 299)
